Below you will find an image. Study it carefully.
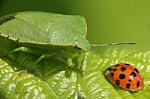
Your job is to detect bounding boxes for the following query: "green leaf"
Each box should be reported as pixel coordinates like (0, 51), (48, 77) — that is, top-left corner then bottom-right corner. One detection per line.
(0, 59), (57, 98)
(0, 45), (150, 98)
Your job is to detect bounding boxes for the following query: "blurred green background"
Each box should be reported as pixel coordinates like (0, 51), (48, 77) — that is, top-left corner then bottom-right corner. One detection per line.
(0, 0), (150, 50)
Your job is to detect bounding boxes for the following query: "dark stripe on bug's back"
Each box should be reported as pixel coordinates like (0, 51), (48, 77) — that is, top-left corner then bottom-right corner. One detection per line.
(119, 74), (126, 79)
(126, 83), (131, 89)
(134, 68), (139, 73)
(121, 67), (126, 71)
(116, 80), (120, 85)
(137, 81), (140, 88)
(0, 13), (16, 25)
(130, 72), (136, 77)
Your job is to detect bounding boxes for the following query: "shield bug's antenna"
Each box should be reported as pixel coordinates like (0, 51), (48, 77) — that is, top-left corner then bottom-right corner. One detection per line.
(91, 42), (136, 47)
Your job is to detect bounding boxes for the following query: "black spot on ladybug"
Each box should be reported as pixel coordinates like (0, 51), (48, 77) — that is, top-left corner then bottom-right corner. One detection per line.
(113, 68), (117, 71)
(137, 81), (140, 88)
(121, 67), (126, 71)
(128, 79), (131, 82)
(111, 73), (114, 77)
(130, 72), (136, 77)
(116, 80), (120, 85)
(114, 64), (120, 66)
(126, 83), (131, 89)
(119, 74), (126, 79)
(134, 68), (139, 73)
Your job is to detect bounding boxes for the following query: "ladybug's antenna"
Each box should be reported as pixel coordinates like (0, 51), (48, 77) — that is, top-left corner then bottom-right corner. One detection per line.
(91, 42), (136, 47)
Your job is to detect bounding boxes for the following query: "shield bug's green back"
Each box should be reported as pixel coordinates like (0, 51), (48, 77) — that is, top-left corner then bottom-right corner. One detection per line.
(0, 11), (90, 72)
(0, 11), (90, 51)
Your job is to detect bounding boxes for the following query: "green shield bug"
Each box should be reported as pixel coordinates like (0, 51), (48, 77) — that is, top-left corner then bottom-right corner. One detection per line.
(0, 11), (91, 73)
(0, 11), (135, 74)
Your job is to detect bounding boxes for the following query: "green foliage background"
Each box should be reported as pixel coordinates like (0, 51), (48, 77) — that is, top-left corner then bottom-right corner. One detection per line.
(0, 0), (150, 99)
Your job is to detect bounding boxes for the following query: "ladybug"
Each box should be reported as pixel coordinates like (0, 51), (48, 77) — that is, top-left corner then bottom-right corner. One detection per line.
(105, 63), (144, 91)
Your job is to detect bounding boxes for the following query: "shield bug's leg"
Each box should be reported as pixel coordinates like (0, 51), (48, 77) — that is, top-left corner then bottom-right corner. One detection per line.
(34, 54), (55, 64)
(35, 53), (69, 65)
(11, 47), (77, 68)
(12, 47), (28, 52)
(35, 54), (75, 69)
(12, 47), (67, 65)
(11, 47), (44, 65)
(11, 47), (40, 55)
(11, 47), (51, 64)
(67, 58), (74, 68)
(35, 54), (46, 64)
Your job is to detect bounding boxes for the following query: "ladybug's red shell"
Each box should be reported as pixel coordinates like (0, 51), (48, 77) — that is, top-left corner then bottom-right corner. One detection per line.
(105, 63), (144, 91)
